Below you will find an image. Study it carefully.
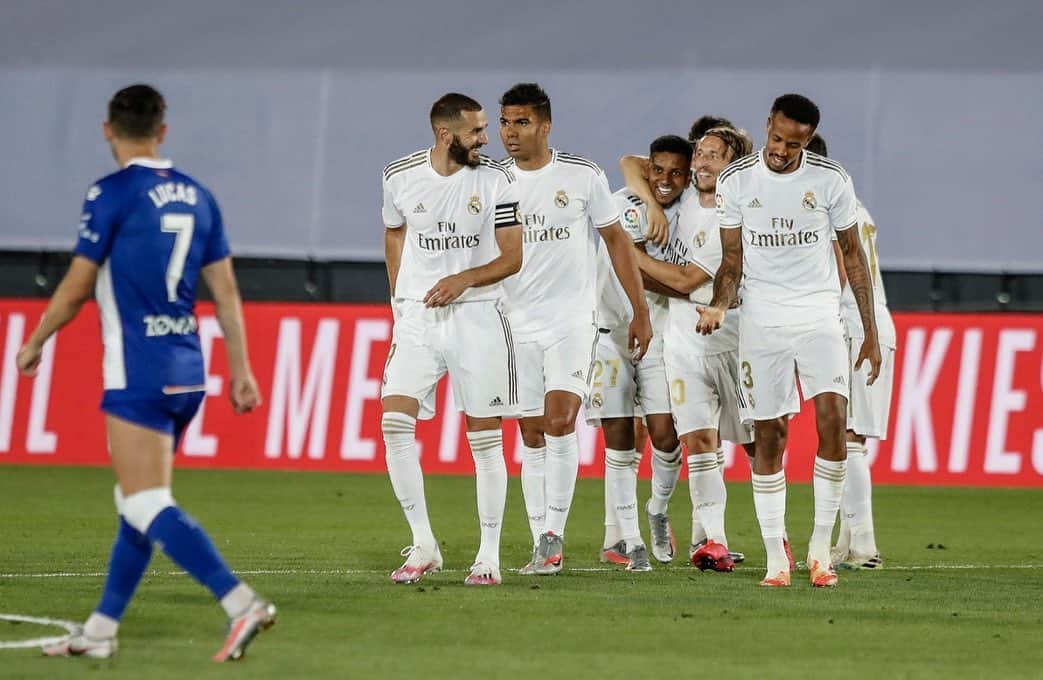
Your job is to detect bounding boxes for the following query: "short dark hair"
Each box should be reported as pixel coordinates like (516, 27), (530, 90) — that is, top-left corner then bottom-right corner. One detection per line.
(499, 82), (552, 121)
(429, 93), (483, 129)
(107, 84), (165, 139)
(770, 93), (820, 130)
(806, 133), (828, 157)
(649, 134), (693, 167)
(687, 115), (734, 143)
(701, 127), (753, 162)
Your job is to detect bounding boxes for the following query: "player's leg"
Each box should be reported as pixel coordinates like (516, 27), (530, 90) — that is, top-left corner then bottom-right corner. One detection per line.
(633, 417), (650, 458)
(515, 340), (549, 553)
(796, 318), (850, 587)
(637, 358), (679, 564)
(600, 416), (649, 570)
(381, 301), (447, 583)
(463, 415), (508, 585)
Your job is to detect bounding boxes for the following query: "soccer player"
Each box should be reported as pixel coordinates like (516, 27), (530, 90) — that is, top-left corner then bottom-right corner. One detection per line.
(381, 93), (522, 586)
(696, 94), (882, 587)
(589, 135), (688, 568)
(627, 128), (757, 572)
(496, 83), (652, 575)
(806, 134), (895, 570)
(16, 84), (274, 661)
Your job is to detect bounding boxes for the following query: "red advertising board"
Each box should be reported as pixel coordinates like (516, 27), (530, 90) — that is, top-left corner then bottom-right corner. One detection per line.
(1, 299), (1041, 487)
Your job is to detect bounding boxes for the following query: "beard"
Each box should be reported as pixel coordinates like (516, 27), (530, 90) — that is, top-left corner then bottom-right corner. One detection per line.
(449, 135), (481, 167)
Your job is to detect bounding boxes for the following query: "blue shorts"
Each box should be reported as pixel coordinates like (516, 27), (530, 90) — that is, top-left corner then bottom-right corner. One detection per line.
(101, 391), (206, 448)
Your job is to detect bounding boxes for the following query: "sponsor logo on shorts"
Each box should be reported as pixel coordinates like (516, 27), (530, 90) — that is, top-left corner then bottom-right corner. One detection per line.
(833, 375), (846, 386)
(489, 396), (503, 407)
(571, 370), (584, 379)
(590, 392), (603, 408)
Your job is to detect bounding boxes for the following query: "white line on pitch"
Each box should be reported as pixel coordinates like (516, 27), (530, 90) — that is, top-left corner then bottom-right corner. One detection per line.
(0, 614), (78, 650)
(1, 564), (1041, 579)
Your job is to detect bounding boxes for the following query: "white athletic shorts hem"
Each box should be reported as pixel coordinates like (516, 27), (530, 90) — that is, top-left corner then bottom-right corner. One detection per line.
(514, 324), (600, 418)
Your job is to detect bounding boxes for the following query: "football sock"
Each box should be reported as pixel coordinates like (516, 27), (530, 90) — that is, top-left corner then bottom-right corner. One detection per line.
(605, 448), (643, 547)
(146, 506), (240, 600)
(382, 412), (437, 549)
(843, 441), (878, 555)
(811, 456), (847, 562)
(520, 444), (547, 547)
(648, 444), (681, 515)
(468, 429), (507, 566)
(95, 517), (153, 625)
(543, 432), (579, 537)
(603, 472), (622, 549)
(752, 470), (789, 574)
(689, 451), (728, 545)
(219, 582), (258, 618)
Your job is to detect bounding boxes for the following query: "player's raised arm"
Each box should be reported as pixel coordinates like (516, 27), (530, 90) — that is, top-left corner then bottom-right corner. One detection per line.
(16, 256), (98, 376)
(202, 257), (261, 413)
(837, 225), (881, 384)
(619, 154), (668, 247)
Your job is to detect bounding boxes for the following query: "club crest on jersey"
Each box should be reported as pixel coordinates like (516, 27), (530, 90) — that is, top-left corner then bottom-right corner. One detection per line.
(715, 194), (723, 209)
(802, 191), (817, 210)
(695, 230), (707, 247)
(467, 195), (482, 215)
(554, 190), (569, 208)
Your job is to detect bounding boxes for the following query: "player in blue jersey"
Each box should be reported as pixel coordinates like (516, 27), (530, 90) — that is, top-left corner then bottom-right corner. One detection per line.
(16, 84), (274, 661)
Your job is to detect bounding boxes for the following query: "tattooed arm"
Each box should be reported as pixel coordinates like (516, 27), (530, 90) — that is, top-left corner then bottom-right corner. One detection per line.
(837, 226), (882, 384)
(695, 227), (742, 335)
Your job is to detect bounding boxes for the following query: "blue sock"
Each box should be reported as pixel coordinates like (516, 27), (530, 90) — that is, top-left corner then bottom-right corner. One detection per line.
(96, 518), (153, 621)
(146, 507), (240, 600)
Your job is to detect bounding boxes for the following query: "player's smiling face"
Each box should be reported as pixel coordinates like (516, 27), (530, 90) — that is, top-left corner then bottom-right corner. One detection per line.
(646, 151), (690, 207)
(764, 111), (813, 174)
(499, 105), (550, 162)
(447, 109), (489, 168)
(693, 135), (733, 194)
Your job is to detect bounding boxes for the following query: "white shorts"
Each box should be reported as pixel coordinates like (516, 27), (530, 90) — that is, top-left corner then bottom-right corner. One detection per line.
(664, 343), (753, 444)
(382, 299), (518, 420)
(847, 336), (896, 439)
(585, 328), (671, 426)
(738, 315), (849, 422)
(516, 324), (600, 417)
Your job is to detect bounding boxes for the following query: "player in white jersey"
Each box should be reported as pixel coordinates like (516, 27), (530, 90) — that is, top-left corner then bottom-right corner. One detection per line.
(381, 93), (523, 586)
(805, 135), (895, 570)
(627, 128), (759, 573)
(697, 94), (882, 588)
(587, 135), (690, 569)
(496, 83), (652, 575)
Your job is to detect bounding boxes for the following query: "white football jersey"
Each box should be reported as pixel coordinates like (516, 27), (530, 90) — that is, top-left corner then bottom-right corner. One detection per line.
(665, 195), (739, 355)
(500, 150), (618, 341)
(716, 149), (857, 326)
(595, 188), (680, 331)
(382, 149), (519, 303)
(840, 201), (897, 347)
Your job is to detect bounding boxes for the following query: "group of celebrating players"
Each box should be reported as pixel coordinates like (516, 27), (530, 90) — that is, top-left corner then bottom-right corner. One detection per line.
(14, 80), (895, 661)
(380, 83), (895, 590)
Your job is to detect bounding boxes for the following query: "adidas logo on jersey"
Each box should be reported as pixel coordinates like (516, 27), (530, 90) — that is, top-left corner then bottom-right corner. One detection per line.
(747, 198), (762, 208)
(413, 203), (426, 214)
(489, 396), (503, 407)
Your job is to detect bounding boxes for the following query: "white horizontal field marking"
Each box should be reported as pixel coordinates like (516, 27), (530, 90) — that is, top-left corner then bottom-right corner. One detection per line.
(1, 564), (1041, 579)
(0, 613), (78, 649)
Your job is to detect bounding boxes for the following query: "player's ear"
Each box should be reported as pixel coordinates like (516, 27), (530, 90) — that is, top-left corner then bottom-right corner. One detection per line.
(155, 123), (168, 145)
(102, 121), (113, 142)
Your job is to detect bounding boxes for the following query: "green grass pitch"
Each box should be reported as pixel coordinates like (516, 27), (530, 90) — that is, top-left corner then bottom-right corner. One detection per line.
(1, 465), (1041, 679)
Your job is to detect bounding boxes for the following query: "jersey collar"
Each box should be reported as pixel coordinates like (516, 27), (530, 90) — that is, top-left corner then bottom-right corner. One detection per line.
(124, 157), (174, 169)
(756, 147), (807, 180)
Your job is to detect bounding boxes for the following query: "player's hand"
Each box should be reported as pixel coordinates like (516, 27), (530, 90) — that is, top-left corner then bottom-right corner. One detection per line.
(695, 305), (726, 335)
(230, 374), (263, 413)
(16, 340), (44, 377)
(424, 273), (471, 307)
(645, 203), (670, 248)
(854, 336), (882, 386)
(628, 310), (653, 361)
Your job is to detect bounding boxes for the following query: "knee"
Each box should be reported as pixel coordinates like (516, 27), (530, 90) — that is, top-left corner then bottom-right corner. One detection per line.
(122, 487), (175, 534)
(519, 420), (546, 448)
(684, 430), (717, 453)
(543, 413), (577, 437)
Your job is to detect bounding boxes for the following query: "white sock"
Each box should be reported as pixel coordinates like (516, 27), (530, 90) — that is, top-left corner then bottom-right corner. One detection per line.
(520, 444), (546, 547)
(382, 413), (436, 549)
(603, 462), (622, 549)
(752, 471), (789, 574)
(811, 456), (847, 562)
(688, 451), (727, 545)
(468, 429), (506, 566)
(84, 612), (119, 639)
(648, 445), (681, 515)
(605, 448), (642, 547)
(219, 582), (256, 618)
(843, 441), (878, 555)
(543, 432), (579, 537)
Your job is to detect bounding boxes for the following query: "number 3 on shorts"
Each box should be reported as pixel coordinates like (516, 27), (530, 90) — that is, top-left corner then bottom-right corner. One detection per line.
(741, 360), (754, 389)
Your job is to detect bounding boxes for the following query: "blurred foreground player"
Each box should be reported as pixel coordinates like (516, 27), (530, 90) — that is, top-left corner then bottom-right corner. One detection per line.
(17, 84), (274, 660)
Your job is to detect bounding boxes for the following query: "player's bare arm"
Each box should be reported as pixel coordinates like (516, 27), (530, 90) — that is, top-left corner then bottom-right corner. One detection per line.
(696, 227), (742, 335)
(833, 239), (847, 290)
(202, 257), (262, 413)
(633, 246), (711, 296)
(384, 225), (406, 296)
(619, 154), (668, 247)
(837, 226), (882, 384)
(424, 224), (522, 307)
(640, 271), (687, 298)
(600, 222), (653, 359)
(16, 255), (98, 376)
